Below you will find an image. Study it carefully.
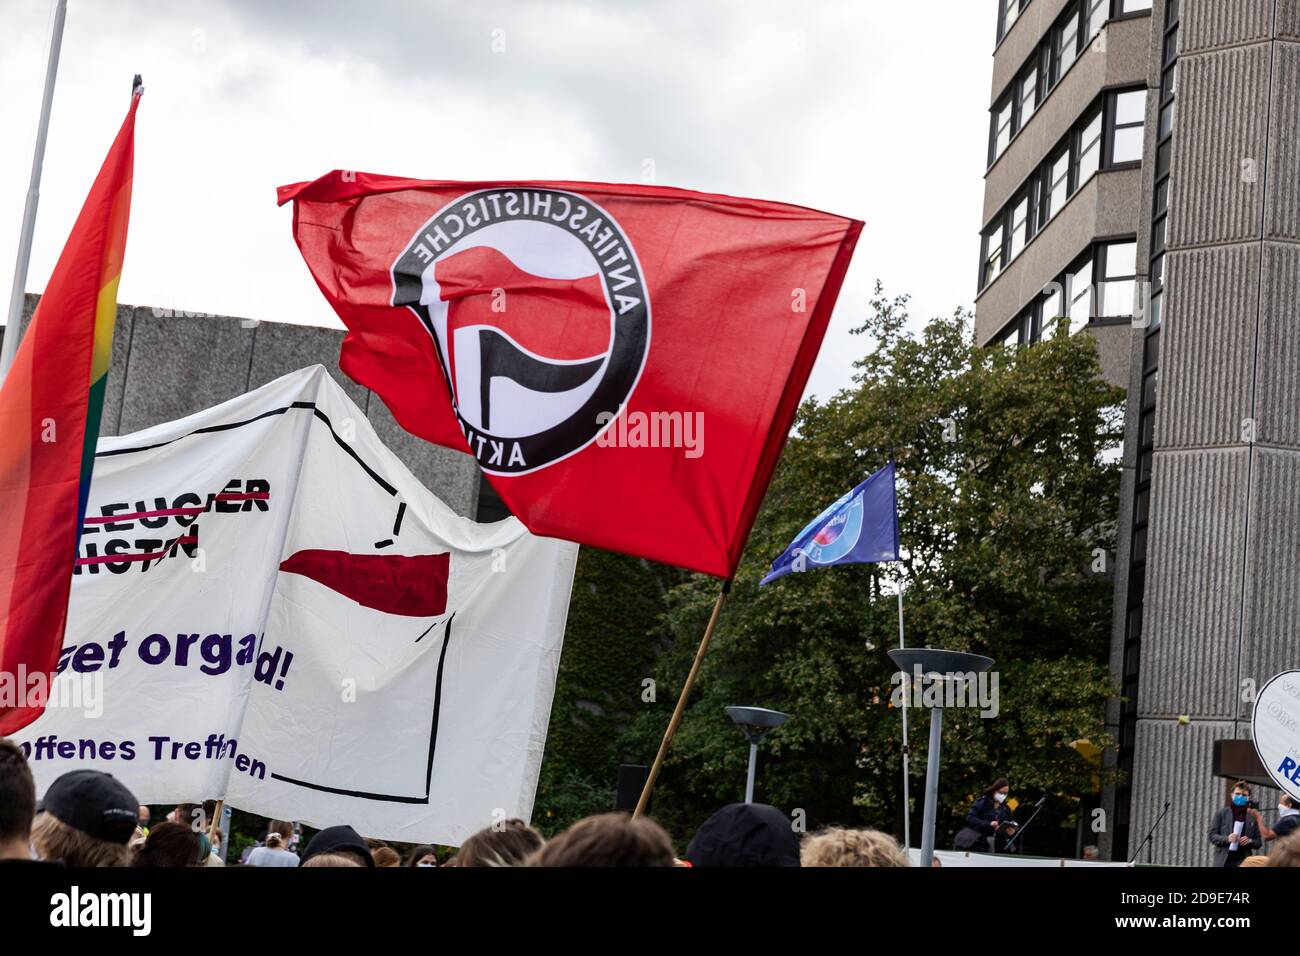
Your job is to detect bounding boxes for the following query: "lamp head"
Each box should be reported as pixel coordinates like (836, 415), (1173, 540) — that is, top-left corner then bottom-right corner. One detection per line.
(725, 706), (790, 744)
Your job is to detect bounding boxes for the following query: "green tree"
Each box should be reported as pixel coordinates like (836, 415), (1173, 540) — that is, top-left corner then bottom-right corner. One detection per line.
(614, 285), (1124, 851)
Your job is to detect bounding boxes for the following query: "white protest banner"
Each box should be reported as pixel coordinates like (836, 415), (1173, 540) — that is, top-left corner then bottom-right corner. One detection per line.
(1252, 670), (1300, 802)
(10, 366), (577, 845)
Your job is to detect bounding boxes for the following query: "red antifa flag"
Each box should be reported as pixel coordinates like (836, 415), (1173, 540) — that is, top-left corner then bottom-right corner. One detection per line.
(278, 174), (861, 577)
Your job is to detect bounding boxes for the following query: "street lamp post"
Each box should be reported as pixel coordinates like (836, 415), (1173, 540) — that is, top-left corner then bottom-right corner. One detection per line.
(887, 647), (995, 868)
(725, 706), (790, 803)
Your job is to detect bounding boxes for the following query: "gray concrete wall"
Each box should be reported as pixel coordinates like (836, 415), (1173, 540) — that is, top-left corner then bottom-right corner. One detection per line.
(1124, 0), (1300, 866)
(0, 294), (481, 518)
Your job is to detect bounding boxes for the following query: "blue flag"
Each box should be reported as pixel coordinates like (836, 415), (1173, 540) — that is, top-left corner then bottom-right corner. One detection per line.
(760, 461), (900, 585)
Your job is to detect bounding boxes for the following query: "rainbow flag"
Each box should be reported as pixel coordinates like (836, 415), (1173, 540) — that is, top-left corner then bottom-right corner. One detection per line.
(0, 87), (141, 734)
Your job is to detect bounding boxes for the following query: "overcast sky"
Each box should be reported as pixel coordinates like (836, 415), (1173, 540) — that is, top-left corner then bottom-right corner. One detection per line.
(0, 0), (991, 401)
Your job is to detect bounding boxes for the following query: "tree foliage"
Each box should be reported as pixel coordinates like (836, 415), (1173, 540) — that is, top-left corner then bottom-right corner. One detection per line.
(537, 286), (1125, 852)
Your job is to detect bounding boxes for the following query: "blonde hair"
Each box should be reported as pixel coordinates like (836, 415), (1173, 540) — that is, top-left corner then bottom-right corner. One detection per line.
(1239, 854), (1270, 867)
(31, 812), (132, 867)
(801, 827), (910, 868)
(1269, 832), (1300, 866)
(301, 852), (363, 867)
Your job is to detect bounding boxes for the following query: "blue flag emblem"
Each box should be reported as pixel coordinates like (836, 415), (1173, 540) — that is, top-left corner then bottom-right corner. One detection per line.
(760, 462), (899, 585)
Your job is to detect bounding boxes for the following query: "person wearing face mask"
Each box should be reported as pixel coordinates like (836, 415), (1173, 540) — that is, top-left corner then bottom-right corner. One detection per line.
(1248, 792), (1300, 846)
(1209, 780), (1261, 866)
(954, 778), (1016, 853)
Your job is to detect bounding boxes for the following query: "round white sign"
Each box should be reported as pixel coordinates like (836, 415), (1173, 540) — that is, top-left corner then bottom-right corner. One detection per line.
(1251, 670), (1300, 800)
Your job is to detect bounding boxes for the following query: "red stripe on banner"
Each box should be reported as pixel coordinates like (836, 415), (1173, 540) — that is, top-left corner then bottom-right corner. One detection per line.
(279, 550), (451, 617)
(80, 491), (270, 523)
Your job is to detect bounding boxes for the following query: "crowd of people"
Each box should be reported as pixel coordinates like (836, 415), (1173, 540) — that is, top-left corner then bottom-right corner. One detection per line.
(7, 738), (1300, 868)
(0, 737), (913, 868)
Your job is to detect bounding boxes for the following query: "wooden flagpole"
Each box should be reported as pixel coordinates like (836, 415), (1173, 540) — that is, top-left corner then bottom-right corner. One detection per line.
(207, 799), (224, 858)
(633, 579), (731, 818)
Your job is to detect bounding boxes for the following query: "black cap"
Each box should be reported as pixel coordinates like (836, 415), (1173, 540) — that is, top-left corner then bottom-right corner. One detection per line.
(40, 770), (139, 844)
(1275, 815), (1300, 838)
(299, 825), (375, 867)
(686, 803), (801, 867)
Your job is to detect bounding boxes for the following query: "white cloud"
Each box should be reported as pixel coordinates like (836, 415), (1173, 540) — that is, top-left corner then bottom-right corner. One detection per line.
(0, 0), (991, 401)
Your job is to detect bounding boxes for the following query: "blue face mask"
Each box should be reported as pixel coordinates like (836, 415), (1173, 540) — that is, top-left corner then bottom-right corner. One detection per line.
(1233, 794), (1248, 807)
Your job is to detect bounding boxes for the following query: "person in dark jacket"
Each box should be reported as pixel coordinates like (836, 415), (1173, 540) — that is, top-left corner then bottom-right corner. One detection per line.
(954, 778), (1016, 853)
(1209, 780), (1261, 866)
(685, 803), (801, 867)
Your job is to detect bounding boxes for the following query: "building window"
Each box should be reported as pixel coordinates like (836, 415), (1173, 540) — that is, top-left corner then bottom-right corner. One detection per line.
(1109, 89), (1147, 164)
(1042, 148), (1072, 224)
(1056, 4), (1081, 81)
(1099, 240), (1138, 318)
(1041, 283), (1064, 334)
(1019, 64), (1039, 124)
(983, 222), (1005, 287)
(1076, 109), (1103, 185)
(1116, 0), (1152, 13)
(1082, 0), (1107, 44)
(998, 0), (1031, 42)
(990, 316), (1022, 348)
(1009, 194), (1032, 261)
(991, 95), (1014, 162)
(1067, 257), (1094, 334)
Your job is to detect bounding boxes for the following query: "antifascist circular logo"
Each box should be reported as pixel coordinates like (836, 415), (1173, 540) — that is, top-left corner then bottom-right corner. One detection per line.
(391, 188), (651, 475)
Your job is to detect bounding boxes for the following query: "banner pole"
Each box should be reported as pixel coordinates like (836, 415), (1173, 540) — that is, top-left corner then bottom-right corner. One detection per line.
(633, 578), (731, 818)
(207, 799), (223, 854)
(897, 580), (911, 850)
(1, 0), (67, 382)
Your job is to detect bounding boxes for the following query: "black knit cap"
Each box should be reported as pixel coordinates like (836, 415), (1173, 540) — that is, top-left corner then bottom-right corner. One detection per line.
(686, 803), (802, 867)
(39, 770), (139, 845)
(299, 825), (375, 867)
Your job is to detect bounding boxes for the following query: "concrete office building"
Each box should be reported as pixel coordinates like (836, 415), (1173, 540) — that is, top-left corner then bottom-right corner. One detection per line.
(977, 0), (1300, 864)
(0, 294), (486, 519)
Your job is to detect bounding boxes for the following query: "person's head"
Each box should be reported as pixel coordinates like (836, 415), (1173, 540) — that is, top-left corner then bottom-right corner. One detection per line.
(800, 827), (909, 867)
(299, 825), (374, 867)
(131, 821), (201, 868)
(458, 818), (545, 867)
(1239, 854), (1270, 867)
(30, 770), (138, 867)
(406, 844), (439, 867)
(136, 805), (151, 827)
(1270, 832), (1300, 867)
(983, 778), (1010, 803)
(265, 820), (294, 849)
(171, 803), (202, 830)
(529, 813), (675, 867)
(0, 738), (36, 859)
(1280, 793), (1297, 814)
(1230, 780), (1251, 808)
(301, 852), (364, 867)
(686, 803), (801, 867)
(372, 846), (401, 867)
(1082, 845), (1101, 860)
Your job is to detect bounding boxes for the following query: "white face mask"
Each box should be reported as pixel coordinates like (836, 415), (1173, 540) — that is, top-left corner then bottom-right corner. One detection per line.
(994, 792), (1008, 803)
(1280, 806), (1298, 818)
(417, 862), (436, 867)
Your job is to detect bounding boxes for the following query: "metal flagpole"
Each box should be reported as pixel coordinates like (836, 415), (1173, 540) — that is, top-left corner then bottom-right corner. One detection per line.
(898, 580), (911, 850)
(1, 0), (67, 382)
